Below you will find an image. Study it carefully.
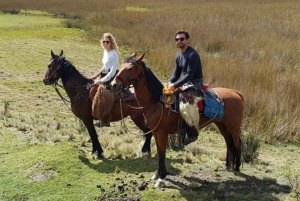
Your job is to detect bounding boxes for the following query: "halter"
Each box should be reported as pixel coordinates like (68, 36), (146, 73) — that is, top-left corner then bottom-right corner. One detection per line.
(45, 56), (65, 82)
(115, 58), (145, 92)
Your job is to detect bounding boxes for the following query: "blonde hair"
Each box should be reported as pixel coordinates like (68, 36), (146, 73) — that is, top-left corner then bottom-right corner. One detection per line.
(100, 33), (119, 54)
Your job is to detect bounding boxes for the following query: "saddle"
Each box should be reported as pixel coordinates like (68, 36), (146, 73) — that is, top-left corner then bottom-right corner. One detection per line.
(161, 83), (225, 128)
(89, 83), (136, 121)
(89, 85), (136, 102)
(91, 84), (115, 120)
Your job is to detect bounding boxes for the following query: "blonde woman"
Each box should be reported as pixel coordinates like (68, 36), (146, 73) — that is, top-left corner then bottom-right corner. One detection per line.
(91, 33), (120, 127)
(91, 33), (120, 86)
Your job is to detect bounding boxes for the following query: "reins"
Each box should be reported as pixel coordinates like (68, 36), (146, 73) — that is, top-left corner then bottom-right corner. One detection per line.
(119, 91), (150, 110)
(52, 81), (92, 110)
(118, 97), (163, 136)
(52, 82), (72, 110)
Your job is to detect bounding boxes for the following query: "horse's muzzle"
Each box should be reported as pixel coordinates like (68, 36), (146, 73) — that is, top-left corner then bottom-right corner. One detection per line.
(43, 78), (52, 85)
(111, 83), (123, 94)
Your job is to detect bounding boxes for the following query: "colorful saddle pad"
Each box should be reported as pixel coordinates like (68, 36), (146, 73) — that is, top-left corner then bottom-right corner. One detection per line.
(203, 89), (224, 120)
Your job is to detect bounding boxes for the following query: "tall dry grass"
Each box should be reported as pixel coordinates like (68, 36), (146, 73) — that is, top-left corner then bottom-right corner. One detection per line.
(1, 0), (299, 143)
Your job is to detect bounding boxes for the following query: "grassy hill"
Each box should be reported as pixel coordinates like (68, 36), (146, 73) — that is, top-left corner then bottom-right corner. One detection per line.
(0, 10), (299, 201)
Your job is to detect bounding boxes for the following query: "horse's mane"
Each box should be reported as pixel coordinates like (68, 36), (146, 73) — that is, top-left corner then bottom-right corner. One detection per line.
(124, 55), (163, 102)
(60, 59), (92, 85)
(140, 61), (163, 102)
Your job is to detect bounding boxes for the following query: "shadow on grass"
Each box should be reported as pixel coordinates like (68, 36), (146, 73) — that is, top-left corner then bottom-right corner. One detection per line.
(78, 154), (183, 176)
(166, 172), (292, 201)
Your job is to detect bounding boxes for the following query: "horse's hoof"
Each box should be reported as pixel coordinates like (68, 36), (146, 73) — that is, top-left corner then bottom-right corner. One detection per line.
(234, 168), (240, 174)
(226, 165), (235, 172)
(89, 151), (104, 160)
(233, 171), (240, 175)
(154, 178), (166, 188)
(151, 171), (159, 181)
(97, 153), (105, 159)
(142, 152), (151, 159)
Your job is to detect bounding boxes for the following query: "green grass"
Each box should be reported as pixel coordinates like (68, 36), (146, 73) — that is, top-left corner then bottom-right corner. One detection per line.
(1, 1), (300, 142)
(0, 10), (300, 201)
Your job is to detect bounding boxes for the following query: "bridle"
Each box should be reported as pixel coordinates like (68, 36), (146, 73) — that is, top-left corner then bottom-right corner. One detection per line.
(45, 56), (64, 83)
(115, 59), (145, 92)
(45, 56), (93, 110)
(115, 57), (164, 135)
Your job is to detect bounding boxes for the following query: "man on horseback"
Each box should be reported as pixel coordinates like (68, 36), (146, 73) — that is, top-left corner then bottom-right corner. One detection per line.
(168, 30), (204, 145)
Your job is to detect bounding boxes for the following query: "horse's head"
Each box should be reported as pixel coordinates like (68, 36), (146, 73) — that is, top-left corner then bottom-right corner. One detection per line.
(111, 52), (145, 93)
(43, 50), (66, 85)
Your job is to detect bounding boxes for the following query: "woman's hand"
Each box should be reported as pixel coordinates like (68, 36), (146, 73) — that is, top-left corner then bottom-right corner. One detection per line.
(94, 80), (102, 85)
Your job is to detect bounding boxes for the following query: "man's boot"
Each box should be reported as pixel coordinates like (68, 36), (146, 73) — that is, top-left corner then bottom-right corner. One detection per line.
(184, 125), (198, 145)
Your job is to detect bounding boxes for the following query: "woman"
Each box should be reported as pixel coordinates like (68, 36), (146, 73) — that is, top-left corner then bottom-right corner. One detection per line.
(91, 33), (120, 127)
(91, 33), (120, 86)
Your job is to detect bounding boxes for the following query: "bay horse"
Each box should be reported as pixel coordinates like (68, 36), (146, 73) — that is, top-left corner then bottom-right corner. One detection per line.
(111, 53), (244, 187)
(43, 50), (153, 158)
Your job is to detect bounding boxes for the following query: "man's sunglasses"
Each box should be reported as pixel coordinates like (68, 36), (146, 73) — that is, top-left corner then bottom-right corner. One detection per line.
(175, 37), (186, 42)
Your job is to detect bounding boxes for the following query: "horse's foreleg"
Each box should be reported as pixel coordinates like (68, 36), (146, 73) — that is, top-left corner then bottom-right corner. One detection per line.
(130, 113), (152, 156)
(142, 133), (152, 156)
(82, 119), (104, 159)
(152, 131), (168, 188)
(155, 150), (167, 188)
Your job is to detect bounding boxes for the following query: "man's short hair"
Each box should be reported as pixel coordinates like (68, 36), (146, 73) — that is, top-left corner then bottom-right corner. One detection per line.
(175, 30), (190, 39)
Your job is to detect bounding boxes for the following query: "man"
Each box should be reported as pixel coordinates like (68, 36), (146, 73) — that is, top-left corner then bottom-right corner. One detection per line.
(168, 30), (204, 145)
(168, 30), (203, 93)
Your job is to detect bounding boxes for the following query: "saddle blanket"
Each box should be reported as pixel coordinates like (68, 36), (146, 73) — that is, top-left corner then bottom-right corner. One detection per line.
(202, 89), (224, 120)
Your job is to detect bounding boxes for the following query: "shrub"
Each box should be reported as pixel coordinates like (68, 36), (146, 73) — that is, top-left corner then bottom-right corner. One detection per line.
(242, 132), (261, 164)
(1, 9), (20, 14)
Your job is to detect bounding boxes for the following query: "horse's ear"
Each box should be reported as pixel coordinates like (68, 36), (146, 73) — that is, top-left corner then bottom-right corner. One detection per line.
(60, 50), (64, 57)
(132, 52), (137, 57)
(51, 50), (55, 58)
(137, 53), (145, 62)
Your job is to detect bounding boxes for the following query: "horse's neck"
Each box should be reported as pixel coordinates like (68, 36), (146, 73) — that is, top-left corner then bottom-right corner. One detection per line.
(61, 65), (89, 100)
(133, 78), (154, 107)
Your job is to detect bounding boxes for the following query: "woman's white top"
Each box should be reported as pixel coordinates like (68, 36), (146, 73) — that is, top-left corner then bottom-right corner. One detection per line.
(99, 49), (119, 83)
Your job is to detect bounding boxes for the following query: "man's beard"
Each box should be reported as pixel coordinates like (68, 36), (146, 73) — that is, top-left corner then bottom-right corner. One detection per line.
(177, 43), (186, 48)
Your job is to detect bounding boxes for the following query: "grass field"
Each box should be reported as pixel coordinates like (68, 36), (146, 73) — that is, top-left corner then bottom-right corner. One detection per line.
(0, 8), (299, 201)
(1, 0), (299, 143)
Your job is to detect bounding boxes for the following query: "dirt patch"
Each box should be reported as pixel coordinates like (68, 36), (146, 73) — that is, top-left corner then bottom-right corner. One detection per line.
(27, 162), (59, 183)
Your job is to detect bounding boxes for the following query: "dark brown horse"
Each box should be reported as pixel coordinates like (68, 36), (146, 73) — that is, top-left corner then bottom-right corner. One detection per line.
(43, 50), (153, 158)
(111, 53), (244, 187)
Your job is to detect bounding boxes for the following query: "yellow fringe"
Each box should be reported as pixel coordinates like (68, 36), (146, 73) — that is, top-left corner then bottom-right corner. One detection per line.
(162, 85), (178, 108)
